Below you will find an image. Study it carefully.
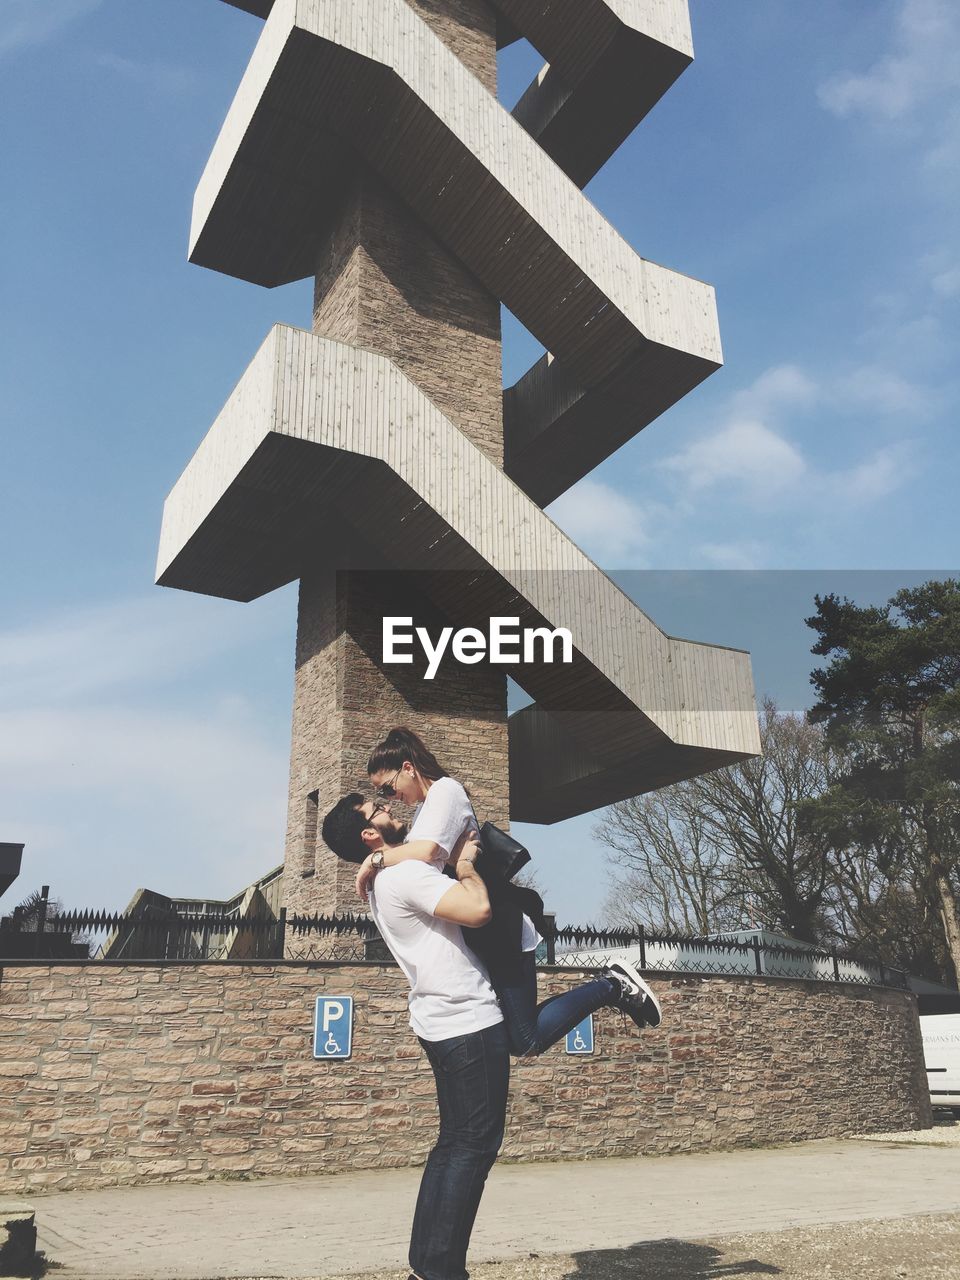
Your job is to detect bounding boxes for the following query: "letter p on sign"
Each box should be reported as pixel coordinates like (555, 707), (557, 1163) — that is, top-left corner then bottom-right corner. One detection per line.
(314, 996), (353, 1059)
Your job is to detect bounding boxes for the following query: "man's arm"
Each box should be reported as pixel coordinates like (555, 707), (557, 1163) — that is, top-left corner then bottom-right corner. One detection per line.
(433, 836), (491, 928)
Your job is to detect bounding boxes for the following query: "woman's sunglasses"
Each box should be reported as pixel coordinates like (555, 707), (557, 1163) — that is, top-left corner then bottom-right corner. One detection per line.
(376, 767), (403, 799)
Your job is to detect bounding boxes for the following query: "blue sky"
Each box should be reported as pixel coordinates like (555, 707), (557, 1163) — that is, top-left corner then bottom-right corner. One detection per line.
(1, 0), (957, 923)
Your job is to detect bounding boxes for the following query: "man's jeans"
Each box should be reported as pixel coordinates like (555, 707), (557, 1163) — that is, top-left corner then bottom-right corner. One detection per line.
(410, 1021), (510, 1280)
(496, 951), (618, 1057)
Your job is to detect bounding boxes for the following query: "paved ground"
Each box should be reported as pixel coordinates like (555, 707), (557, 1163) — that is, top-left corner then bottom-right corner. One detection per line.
(329, 1213), (960, 1280)
(27, 1123), (960, 1280)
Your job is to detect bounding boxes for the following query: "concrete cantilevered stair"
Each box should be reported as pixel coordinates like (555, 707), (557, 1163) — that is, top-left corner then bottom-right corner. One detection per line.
(194, 0), (721, 507)
(158, 326), (758, 821)
(160, 0), (760, 824)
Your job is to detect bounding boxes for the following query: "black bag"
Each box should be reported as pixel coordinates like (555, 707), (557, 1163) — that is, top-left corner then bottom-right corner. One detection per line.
(456, 815), (543, 986)
(476, 821), (530, 883)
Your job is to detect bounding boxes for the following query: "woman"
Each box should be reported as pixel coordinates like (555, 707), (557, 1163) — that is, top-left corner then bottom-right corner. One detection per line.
(358, 727), (661, 1054)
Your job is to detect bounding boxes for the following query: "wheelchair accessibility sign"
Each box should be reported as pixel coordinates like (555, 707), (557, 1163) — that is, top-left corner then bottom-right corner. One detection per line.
(314, 996), (353, 1060)
(565, 1014), (594, 1055)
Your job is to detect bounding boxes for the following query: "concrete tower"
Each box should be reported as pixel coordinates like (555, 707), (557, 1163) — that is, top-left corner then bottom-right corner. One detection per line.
(158, 0), (761, 938)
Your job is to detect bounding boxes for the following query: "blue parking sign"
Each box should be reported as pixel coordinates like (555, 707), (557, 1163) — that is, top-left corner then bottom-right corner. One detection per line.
(565, 1014), (594, 1055)
(314, 996), (353, 1059)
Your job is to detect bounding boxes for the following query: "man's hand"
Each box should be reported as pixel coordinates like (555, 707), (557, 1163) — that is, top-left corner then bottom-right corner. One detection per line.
(450, 829), (481, 878)
(355, 854), (376, 903)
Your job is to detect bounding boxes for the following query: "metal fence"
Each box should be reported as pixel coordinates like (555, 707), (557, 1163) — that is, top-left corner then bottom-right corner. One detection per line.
(550, 925), (909, 990)
(0, 908), (909, 990)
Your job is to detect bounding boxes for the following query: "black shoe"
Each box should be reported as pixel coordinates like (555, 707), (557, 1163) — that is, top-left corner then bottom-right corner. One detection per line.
(605, 960), (662, 1028)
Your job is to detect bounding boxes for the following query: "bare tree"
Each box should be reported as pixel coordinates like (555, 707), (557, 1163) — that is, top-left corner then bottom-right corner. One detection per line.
(6, 888), (91, 954)
(8, 888), (61, 931)
(597, 699), (835, 942)
(598, 781), (742, 933)
(511, 864), (545, 898)
(803, 793), (958, 980)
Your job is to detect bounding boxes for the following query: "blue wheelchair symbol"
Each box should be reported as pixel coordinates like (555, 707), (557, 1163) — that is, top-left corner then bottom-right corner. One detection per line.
(565, 1014), (594, 1055)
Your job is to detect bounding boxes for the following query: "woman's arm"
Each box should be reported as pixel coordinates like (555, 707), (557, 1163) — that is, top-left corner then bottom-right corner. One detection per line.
(357, 775), (472, 900)
(355, 839), (444, 902)
(381, 839), (443, 865)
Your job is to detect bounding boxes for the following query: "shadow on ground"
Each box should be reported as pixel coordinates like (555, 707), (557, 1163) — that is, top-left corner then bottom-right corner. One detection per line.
(563, 1239), (781, 1279)
(0, 1250), (61, 1280)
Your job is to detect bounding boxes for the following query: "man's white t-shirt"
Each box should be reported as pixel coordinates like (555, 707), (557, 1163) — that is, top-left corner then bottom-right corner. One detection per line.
(368, 861), (503, 1042)
(408, 776), (541, 953)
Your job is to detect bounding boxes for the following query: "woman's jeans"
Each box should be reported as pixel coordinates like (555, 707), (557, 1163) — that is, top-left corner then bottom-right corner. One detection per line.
(496, 951), (618, 1057)
(410, 1021), (510, 1280)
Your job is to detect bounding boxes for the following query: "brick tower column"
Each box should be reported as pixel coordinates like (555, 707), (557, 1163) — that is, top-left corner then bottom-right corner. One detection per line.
(280, 0), (508, 933)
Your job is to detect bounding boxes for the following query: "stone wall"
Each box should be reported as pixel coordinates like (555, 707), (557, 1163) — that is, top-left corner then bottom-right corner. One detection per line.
(0, 961), (931, 1194)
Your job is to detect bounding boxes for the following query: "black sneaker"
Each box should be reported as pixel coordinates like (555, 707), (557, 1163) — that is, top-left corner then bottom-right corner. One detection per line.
(605, 960), (662, 1029)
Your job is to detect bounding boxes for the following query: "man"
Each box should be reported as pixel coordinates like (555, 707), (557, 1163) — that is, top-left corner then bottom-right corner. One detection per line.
(322, 793), (506, 1280)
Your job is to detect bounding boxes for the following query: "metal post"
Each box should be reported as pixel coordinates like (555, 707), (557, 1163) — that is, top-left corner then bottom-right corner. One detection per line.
(35, 885), (50, 957)
(277, 907), (287, 959)
(638, 924), (646, 971)
(543, 914), (556, 965)
(752, 935), (763, 976)
(832, 949), (841, 982)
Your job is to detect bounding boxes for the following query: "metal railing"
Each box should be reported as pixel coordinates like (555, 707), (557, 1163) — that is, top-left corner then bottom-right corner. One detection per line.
(549, 924), (909, 991)
(0, 908), (909, 990)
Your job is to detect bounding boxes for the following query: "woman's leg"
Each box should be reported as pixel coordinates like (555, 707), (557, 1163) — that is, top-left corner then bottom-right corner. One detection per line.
(497, 952), (620, 1057)
(494, 952), (540, 1056)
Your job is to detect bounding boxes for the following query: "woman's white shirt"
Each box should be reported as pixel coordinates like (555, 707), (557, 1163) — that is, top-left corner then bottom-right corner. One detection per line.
(407, 776), (474, 864)
(408, 776), (540, 953)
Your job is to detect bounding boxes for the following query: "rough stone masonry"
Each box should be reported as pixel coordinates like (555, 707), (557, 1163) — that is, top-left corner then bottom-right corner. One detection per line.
(0, 962), (932, 1194)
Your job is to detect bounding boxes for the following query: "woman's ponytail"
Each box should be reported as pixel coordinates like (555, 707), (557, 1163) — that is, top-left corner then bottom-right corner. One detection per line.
(367, 727), (448, 781)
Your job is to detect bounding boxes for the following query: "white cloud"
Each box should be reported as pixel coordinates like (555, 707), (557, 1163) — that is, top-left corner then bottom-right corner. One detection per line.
(0, 0), (102, 57)
(0, 596), (291, 912)
(731, 363), (818, 417)
(859, 298), (951, 372)
(547, 478), (651, 564)
(543, 360), (924, 571)
(834, 365), (932, 416)
(0, 595), (277, 707)
(0, 704), (286, 895)
(661, 365), (815, 499)
(697, 541), (770, 571)
(932, 266), (960, 298)
(95, 52), (200, 97)
(556, 360), (923, 545)
(660, 417), (807, 497)
(825, 442), (917, 506)
(655, 362), (919, 523)
(923, 104), (960, 180)
(818, 0), (960, 120)
(923, 249), (960, 298)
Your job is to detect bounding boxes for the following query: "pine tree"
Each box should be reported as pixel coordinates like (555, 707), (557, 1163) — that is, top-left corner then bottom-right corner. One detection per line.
(804, 578), (960, 984)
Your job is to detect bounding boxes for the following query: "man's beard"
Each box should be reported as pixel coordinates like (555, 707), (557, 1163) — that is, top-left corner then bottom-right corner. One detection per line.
(381, 821), (408, 846)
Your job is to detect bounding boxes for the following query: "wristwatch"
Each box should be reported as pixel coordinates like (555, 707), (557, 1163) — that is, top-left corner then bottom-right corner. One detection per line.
(371, 850), (386, 871)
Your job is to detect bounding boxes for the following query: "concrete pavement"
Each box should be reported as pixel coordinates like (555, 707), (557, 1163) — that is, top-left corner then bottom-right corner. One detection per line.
(31, 1126), (960, 1280)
